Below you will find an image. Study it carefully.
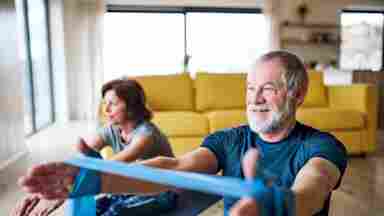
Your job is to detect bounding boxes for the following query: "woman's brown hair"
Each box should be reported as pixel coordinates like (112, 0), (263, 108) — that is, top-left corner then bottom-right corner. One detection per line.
(101, 78), (152, 122)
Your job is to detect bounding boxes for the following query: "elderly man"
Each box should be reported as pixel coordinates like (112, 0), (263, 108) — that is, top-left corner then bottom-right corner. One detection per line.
(18, 50), (347, 216)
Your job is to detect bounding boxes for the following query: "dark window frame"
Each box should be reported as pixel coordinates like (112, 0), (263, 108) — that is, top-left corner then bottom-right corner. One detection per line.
(22, 0), (55, 136)
(107, 5), (261, 14)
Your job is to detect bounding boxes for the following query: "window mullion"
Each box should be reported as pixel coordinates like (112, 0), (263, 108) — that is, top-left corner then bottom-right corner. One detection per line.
(23, 0), (37, 134)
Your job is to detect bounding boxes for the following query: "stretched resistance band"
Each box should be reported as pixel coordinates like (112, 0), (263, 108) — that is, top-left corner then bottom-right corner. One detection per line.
(65, 156), (295, 216)
(65, 151), (102, 216)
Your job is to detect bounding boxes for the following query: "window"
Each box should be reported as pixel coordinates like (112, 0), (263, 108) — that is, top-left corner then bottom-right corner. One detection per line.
(19, 0), (55, 135)
(104, 12), (185, 80)
(187, 12), (267, 73)
(104, 7), (265, 80)
(340, 10), (384, 71)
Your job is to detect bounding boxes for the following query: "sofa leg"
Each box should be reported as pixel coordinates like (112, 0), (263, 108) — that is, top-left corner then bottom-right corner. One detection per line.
(349, 153), (367, 158)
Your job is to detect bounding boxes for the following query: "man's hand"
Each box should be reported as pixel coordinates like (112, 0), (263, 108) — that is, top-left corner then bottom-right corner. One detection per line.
(229, 148), (260, 216)
(18, 162), (79, 200)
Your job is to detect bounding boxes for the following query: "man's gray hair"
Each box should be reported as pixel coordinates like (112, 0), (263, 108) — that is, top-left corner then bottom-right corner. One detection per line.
(257, 50), (308, 96)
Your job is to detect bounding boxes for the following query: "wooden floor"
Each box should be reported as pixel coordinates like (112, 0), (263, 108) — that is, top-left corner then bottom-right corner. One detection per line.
(0, 122), (384, 216)
(330, 147), (384, 215)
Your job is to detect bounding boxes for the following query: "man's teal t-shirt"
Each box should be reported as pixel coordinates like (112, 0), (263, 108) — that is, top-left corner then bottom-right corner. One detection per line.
(201, 122), (348, 216)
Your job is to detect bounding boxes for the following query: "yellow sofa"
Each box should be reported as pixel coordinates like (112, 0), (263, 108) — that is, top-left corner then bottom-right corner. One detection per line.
(100, 72), (378, 155)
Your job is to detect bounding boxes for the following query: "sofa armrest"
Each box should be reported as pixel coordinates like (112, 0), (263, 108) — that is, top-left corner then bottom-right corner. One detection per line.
(327, 84), (378, 153)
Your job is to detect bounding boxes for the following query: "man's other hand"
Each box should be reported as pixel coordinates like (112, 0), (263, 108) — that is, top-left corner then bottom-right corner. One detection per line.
(18, 162), (79, 200)
(230, 148), (260, 216)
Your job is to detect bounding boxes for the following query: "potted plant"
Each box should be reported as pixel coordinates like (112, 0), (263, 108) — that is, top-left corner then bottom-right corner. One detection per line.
(296, 2), (309, 23)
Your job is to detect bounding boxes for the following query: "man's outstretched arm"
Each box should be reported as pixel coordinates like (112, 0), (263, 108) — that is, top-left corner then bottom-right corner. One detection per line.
(230, 149), (341, 216)
(291, 157), (341, 216)
(101, 147), (219, 194)
(19, 147), (218, 199)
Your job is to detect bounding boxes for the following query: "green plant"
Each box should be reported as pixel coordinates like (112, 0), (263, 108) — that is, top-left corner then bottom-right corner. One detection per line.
(296, 2), (309, 23)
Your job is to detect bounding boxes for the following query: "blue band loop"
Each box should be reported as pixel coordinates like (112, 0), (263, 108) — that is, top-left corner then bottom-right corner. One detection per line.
(65, 156), (295, 216)
(66, 151), (102, 216)
(68, 167), (101, 198)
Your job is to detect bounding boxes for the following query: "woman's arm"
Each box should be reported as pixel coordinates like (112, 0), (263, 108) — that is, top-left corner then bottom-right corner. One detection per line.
(108, 135), (153, 162)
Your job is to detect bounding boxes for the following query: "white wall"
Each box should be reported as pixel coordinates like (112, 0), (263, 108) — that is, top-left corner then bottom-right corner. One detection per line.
(0, 0), (27, 166)
(49, 0), (69, 122)
(58, 0), (104, 121)
(64, 0), (84, 120)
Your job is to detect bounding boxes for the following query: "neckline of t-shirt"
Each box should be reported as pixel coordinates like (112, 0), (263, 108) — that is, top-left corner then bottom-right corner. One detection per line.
(117, 121), (144, 144)
(120, 120), (152, 143)
(255, 121), (300, 145)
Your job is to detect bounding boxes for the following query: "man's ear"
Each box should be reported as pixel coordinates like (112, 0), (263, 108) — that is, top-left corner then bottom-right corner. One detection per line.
(288, 88), (306, 106)
(294, 88), (307, 106)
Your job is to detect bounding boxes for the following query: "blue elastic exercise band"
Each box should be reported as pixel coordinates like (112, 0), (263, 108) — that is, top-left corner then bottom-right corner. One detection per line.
(65, 156), (295, 216)
(66, 151), (101, 216)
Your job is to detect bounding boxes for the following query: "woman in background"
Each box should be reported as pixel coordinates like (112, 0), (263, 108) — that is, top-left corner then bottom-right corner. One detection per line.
(13, 78), (178, 216)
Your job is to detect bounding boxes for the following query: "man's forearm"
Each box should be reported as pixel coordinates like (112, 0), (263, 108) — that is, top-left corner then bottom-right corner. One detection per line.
(293, 189), (328, 216)
(100, 156), (179, 195)
(291, 158), (340, 216)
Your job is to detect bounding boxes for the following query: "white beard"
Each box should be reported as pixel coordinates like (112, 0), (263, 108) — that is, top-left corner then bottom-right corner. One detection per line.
(247, 99), (294, 134)
(247, 110), (284, 133)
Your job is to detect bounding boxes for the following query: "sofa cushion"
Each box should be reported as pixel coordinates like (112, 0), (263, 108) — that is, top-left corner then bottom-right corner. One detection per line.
(134, 73), (194, 111)
(195, 72), (246, 111)
(152, 111), (209, 137)
(329, 131), (363, 154)
(168, 137), (205, 156)
(297, 108), (364, 130)
(207, 108), (364, 132)
(206, 110), (247, 133)
(302, 71), (328, 107)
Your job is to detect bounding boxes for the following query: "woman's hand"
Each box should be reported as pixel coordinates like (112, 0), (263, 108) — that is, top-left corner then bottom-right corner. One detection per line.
(11, 195), (65, 216)
(11, 194), (40, 216)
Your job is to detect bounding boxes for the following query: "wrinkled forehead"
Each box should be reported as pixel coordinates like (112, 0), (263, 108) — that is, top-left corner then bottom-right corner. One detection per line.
(247, 60), (286, 85)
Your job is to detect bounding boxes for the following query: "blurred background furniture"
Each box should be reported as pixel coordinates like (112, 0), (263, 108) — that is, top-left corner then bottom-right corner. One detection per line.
(99, 72), (378, 156)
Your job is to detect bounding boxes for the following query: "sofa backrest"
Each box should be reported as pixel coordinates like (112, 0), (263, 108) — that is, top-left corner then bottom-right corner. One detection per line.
(195, 72), (247, 112)
(108, 71), (327, 113)
(302, 71), (328, 107)
(134, 73), (194, 111)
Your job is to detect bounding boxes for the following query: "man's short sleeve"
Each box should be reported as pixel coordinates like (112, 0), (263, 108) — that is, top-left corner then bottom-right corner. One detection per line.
(201, 132), (227, 173)
(306, 133), (348, 189)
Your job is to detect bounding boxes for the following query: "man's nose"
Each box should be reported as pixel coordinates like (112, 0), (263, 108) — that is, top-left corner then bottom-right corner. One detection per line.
(255, 91), (265, 104)
(248, 91), (265, 105)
